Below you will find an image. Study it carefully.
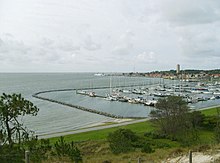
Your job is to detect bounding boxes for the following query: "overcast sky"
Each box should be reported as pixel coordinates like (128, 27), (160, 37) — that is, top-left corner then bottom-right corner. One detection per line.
(0, 0), (220, 72)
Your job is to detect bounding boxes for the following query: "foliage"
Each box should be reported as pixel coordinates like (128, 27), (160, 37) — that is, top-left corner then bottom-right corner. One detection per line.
(150, 96), (204, 146)
(214, 108), (220, 143)
(141, 143), (154, 153)
(53, 136), (82, 162)
(0, 93), (39, 146)
(0, 144), (24, 163)
(107, 129), (138, 154)
(201, 107), (220, 116)
(188, 111), (205, 128)
(203, 116), (218, 129)
(144, 131), (167, 139)
(23, 137), (52, 162)
(150, 96), (190, 138)
(50, 121), (154, 143)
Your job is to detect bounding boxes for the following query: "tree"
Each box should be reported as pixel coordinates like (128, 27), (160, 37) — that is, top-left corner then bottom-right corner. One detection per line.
(107, 129), (138, 154)
(0, 93), (39, 146)
(150, 96), (190, 139)
(214, 108), (220, 143)
(54, 137), (82, 162)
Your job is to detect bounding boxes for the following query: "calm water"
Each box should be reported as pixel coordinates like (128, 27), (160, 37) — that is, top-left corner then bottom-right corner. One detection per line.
(1, 73), (220, 136)
(0, 73), (158, 136)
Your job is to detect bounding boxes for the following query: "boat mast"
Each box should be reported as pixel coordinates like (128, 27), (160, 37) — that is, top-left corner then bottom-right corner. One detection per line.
(110, 76), (112, 94)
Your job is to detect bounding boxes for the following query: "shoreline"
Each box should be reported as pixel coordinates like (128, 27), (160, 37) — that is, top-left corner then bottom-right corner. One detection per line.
(38, 104), (220, 139)
(38, 118), (147, 139)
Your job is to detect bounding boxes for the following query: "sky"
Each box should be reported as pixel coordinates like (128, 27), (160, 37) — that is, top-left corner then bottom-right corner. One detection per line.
(0, 0), (220, 72)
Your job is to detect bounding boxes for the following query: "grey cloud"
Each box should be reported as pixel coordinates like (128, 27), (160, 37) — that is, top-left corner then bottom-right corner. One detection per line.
(39, 38), (54, 48)
(82, 35), (101, 51)
(135, 51), (157, 64)
(40, 37), (81, 52)
(177, 24), (220, 58)
(0, 37), (31, 62)
(0, 35), (80, 65)
(112, 30), (134, 56)
(161, 0), (220, 26)
(1, 0), (220, 72)
(112, 43), (133, 56)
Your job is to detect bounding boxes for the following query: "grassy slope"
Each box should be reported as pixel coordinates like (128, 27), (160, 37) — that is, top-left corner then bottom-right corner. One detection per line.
(201, 107), (220, 116)
(47, 107), (220, 162)
(50, 107), (220, 143)
(50, 120), (155, 143)
(198, 107), (220, 144)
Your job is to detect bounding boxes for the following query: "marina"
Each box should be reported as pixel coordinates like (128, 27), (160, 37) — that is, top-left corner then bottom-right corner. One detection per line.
(33, 76), (220, 120)
(74, 79), (220, 108)
(1, 73), (220, 136)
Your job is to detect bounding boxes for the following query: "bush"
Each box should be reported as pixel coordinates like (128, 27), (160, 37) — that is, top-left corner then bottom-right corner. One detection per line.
(214, 124), (220, 143)
(67, 142), (82, 162)
(154, 141), (171, 149)
(107, 129), (138, 154)
(202, 116), (218, 129)
(141, 143), (154, 153)
(26, 138), (51, 162)
(0, 145), (24, 163)
(54, 137), (82, 162)
(144, 132), (167, 139)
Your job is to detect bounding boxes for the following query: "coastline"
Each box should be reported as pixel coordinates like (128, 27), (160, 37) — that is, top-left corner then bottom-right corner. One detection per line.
(38, 118), (148, 139)
(196, 105), (220, 111)
(38, 104), (220, 139)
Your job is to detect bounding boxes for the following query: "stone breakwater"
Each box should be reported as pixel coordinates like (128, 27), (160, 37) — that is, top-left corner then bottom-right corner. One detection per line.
(32, 88), (145, 119)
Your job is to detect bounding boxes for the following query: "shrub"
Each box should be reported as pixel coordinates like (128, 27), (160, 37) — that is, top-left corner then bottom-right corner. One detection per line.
(0, 145), (24, 163)
(26, 138), (51, 162)
(54, 137), (82, 162)
(67, 141), (82, 162)
(153, 141), (171, 149)
(144, 132), (167, 139)
(141, 143), (154, 153)
(107, 129), (138, 154)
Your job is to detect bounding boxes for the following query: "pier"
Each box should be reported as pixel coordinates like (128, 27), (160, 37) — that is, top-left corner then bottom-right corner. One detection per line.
(32, 87), (146, 119)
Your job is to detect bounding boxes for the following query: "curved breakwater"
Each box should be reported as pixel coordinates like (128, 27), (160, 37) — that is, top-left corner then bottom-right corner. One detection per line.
(32, 87), (146, 119)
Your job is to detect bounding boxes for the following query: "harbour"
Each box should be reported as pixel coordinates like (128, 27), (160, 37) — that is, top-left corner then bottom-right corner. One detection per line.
(1, 73), (220, 137)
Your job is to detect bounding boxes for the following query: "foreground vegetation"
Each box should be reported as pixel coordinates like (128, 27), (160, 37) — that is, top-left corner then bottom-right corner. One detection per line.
(1, 93), (220, 162)
(48, 105), (220, 162)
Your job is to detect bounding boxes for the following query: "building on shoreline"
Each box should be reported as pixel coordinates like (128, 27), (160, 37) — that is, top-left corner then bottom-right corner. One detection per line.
(122, 68), (220, 82)
(176, 64), (180, 74)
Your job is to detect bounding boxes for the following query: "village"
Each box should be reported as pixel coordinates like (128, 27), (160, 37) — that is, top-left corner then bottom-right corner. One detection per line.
(123, 64), (220, 82)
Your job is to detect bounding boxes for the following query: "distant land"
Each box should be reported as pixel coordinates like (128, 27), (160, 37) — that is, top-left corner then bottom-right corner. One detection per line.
(121, 69), (220, 81)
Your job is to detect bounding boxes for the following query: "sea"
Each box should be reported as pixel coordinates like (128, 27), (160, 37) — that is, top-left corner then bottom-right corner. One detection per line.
(0, 73), (220, 137)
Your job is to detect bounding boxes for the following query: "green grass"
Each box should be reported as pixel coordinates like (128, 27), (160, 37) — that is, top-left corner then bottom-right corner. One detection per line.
(199, 130), (214, 144)
(49, 121), (155, 143)
(49, 106), (220, 144)
(201, 107), (220, 116)
(47, 106), (220, 162)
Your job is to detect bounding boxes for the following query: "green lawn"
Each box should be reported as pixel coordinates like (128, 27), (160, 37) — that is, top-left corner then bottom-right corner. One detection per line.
(49, 121), (155, 143)
(201, 107), (220, 116)
(47, 106), (220, 163)
(49, 106), (220, 144)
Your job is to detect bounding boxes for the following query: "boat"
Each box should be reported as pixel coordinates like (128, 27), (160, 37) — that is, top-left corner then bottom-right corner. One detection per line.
(76, 90), (86, 94)
(144, 100), (157, 106)
(88, 92), (96, 97)
(128, 98), (139, 104)
(94, 73), (105, 76)
(106, 94), (117, 101)
(117, 96), (128, 102)
(152, 92), (167, 97)
(213, 92), (220, 95)
(122, 89), (131, 93)
(132, 89), (144, 95)
(210, 96), (216, 100)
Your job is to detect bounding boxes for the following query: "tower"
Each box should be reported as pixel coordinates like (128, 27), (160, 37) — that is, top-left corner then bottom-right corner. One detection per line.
(176, 64), (180, 74)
